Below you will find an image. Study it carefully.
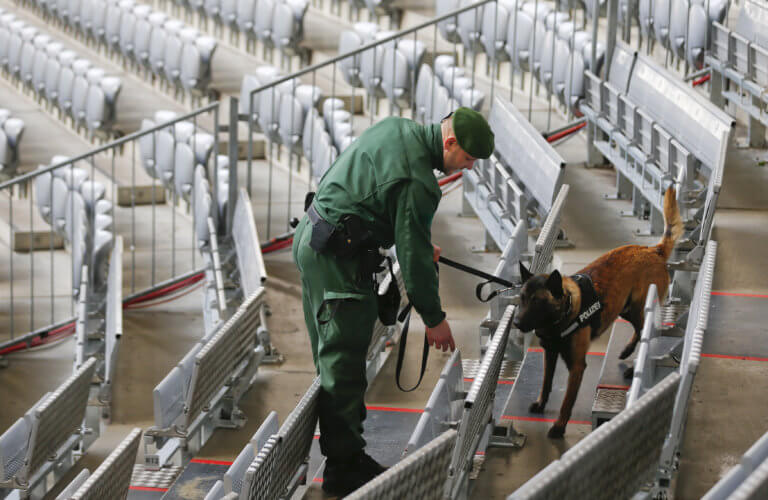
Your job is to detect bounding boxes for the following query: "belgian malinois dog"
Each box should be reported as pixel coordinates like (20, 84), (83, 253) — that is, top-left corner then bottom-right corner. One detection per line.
(512, 186), (683, 438)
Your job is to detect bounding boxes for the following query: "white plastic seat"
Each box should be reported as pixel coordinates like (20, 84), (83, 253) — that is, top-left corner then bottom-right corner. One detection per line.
(653, 0), (672, 49)
(294, 84), (322, 113)
(381, 47), (409, 107)
(90, 0), (108, 43)
(154, 130), (176, 185)
(173, 121), (195, 143)
(505, 10), (533, 70)
(138, 118), (159, 178)
(220, 0), (238, 29)
(150, 20), (182, 78)
(163, 27), (185, 85)
(278, 94), (305, 153)
(457, 0), (484, 52)
(105, 1), (128, 50)
(203, 0), (222, 22)
(339, 30), (363, 87)
(134, 12), (164, 69)
(70, 60), (92, 124)
(480, 2), (510, 62)
(188, 132), (215, 165)
(79, 179), (106, 210)
(86, 76), (121, 133)
(31, 39), (53, 94)
(436, 0), (461, 43)
(236, 0), (257, 35)
(119, 4), (149, 61)
(272, 0), (307, 55)
(179, 34), (216, 92)
(255, 0), (276, 49)
(173, 142), (195, 198)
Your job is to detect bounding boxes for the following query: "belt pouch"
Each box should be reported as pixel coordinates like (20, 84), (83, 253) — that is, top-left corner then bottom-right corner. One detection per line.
(309, 219), (336, 253)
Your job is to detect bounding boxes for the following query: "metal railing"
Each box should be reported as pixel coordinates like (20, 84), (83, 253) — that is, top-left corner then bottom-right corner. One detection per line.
(0, 102), (222, 341)
(234, 0), (599, 239)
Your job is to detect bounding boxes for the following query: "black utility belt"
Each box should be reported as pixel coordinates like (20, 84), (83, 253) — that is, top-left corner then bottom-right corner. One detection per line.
(307, 203), (374, 258)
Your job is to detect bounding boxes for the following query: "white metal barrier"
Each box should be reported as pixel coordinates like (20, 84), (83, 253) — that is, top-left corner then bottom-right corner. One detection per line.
(508, 371), (681, 500)
(0, 358), (97, 499)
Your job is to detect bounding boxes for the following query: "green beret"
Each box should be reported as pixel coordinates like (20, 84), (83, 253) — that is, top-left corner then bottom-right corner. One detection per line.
(452, 107), (495, 159)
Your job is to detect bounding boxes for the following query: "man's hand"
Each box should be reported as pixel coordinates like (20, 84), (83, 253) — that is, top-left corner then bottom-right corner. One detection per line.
(426, 318), (456, 352)
(432, 244), (441, 263)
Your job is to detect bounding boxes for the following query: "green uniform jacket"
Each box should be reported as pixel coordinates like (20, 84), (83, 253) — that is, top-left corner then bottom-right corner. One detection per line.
(313, 117), (446, 328)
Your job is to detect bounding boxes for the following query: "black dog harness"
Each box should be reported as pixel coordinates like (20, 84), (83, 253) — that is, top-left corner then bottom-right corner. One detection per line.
(558, 274), (603, 338)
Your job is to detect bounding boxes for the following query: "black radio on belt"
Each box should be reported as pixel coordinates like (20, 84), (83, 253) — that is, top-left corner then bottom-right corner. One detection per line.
(306, 198), (372, 258)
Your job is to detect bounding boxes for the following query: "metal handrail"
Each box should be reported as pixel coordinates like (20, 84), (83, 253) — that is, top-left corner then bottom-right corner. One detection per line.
(0, 102), (220, 189)
(247, 0), (496, 98)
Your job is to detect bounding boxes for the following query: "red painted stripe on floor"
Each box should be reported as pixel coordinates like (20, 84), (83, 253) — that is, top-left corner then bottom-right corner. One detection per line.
(597, 384), (630, 390)
(130, 486), (169, 492)
(527, 348), (605, 356)
(712, 291), (768, 298)
(366, 405), (424, 414)
(702, 353), (768, 362)
(502, 415), (592, 425)
(190, 458), (233, 466)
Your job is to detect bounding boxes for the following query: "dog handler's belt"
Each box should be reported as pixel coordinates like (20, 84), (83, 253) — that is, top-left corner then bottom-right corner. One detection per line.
(559, 274), (602, 338)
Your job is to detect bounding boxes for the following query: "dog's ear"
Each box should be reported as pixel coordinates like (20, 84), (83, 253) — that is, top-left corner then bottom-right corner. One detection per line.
(546, 270), (564, 298)
(519, 261), (533, 283)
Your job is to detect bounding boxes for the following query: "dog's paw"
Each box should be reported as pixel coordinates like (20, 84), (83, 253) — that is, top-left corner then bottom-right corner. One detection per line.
(529, 401), (546, 414)
(547, 425), (566, 439)
(619, 344), (636, 360)
(623, 366), (634, 379)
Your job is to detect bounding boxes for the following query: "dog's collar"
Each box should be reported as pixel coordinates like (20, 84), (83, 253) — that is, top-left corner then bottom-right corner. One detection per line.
(556, 274), (603, 338)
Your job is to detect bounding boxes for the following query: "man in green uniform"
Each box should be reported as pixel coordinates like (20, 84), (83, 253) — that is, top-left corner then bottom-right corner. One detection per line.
(292, 107), (494, 496)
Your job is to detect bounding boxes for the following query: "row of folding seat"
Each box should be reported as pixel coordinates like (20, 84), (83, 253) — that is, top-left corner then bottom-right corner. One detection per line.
(25, 0), (217, 96)
(0, 10), (122, 138)
(32, 159), (115, 295)
(638, 0), (728, 68)
(438, 0), (605, 115)
(173, 0), (307, 58)
(0, 108), (24, 175)
(238, 66), (343, 181)
(338, 22), (428, 112)
(136, 110), (229, 244)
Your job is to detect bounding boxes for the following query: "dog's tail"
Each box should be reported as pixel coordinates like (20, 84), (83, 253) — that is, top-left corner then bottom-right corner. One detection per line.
(657, 186), (683, 260)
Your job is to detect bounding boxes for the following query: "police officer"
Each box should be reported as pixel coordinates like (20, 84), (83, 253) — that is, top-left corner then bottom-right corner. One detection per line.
(292, 107), (494, 496)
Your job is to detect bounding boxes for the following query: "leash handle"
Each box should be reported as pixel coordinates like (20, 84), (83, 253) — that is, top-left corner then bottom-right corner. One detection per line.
(394, 304), (429, 392)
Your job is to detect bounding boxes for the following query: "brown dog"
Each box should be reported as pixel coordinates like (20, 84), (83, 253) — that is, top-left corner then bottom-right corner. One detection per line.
(512, 187), (683, 438)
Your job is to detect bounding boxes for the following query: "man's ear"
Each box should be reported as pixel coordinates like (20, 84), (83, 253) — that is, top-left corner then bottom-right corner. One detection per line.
(444, 136), (457, 149)
(546, 270), (563, 297)
(519, 261), (533, 283)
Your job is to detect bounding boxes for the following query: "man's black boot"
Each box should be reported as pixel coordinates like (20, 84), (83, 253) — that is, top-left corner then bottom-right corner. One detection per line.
(322, 452), (388, 497)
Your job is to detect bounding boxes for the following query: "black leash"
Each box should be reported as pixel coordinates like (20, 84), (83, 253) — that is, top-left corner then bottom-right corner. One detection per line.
(437, 256), (517, 302)
(394, 256), (517, 392)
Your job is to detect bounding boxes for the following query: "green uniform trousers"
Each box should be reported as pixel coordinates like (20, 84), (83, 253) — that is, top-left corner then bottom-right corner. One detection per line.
(292, 216), (378, 459)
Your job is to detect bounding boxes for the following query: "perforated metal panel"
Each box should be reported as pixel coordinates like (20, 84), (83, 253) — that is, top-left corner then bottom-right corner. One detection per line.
(530, 185), (569, 274)
(509, 372), (681, 500)
(346, 429), (457, 500)
(241, 435), (280, 500)
(593, 389), (627, 415)
(69, 428), (141, 500)
(26, 357), (97, 476)
(273, 377), (320, 497)
(450, 306), (514, 486)
(239, 378), (319, 500)
(185, 289), (265, 428)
